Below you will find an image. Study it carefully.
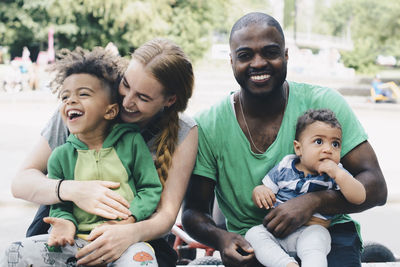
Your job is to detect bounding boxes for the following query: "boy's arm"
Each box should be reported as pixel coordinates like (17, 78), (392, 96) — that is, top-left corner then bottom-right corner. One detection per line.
(47, 149), (78, 229)
(318, 159), (366, 205)
(43, 217), (76, 246)
(129, 134), (162, 222)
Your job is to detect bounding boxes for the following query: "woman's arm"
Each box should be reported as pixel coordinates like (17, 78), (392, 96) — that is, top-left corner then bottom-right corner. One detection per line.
(126, 126), (198, 237)
(138, 126), (198, 237)
(12, 135), (58, 204)
(75, 127), (198, 266)
(12, 135), (132, 219)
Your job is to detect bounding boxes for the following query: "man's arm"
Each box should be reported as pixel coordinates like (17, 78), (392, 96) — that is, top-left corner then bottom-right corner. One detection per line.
(340, 141), (386, 207)
(182, 174), (255, 267)
(264, 141), (387, 238)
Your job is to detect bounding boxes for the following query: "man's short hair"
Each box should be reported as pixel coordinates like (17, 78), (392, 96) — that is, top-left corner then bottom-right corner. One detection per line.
(229, 12), (285, 44)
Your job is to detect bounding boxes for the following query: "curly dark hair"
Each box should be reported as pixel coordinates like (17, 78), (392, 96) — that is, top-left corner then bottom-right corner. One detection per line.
(50, 46), (127, 103)
(295, 108), (342, 140)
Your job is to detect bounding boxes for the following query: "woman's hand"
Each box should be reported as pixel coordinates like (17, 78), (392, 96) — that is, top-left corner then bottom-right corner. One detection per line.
(75, 223), (137, 266)
(63, 180), (132, 220)
(100, 216), (136, 226)
(43, 217), (76, 247)
(76, 222), (138, 266)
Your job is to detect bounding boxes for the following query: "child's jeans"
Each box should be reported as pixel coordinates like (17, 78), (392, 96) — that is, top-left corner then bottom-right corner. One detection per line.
(1, 234), (157, 267)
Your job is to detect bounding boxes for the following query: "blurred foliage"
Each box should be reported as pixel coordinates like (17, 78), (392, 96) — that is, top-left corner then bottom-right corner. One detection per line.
(283, 0), (295, 30)
(9, 0), (400, 74)
(0, 0), (271, 63)
(0, 0), (230, 62)
(316, 0), (400, 73)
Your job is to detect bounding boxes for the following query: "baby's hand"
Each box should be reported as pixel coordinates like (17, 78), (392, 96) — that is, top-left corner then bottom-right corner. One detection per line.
(317, 159), (340, 179)
(43, 217), (76, 247)
(252, 185), (276, 209)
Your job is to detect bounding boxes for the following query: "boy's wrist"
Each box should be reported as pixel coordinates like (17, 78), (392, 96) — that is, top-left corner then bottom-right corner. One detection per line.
(58, 179), (72, 202)
(333, 168), (351, 184)
(55, 179), (66, 202)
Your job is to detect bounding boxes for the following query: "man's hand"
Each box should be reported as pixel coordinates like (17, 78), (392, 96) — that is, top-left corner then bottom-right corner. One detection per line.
(217, 231), (255, 267)
(43, 217), (76, 247)
(252, 185), (276, 209)
(263, 194), (315, 238)
(183, 175), (256, 267)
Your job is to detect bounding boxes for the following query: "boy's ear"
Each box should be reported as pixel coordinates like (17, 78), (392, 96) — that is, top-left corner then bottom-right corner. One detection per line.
(104, 103), (119, 120)
(293, 140), (302, 157)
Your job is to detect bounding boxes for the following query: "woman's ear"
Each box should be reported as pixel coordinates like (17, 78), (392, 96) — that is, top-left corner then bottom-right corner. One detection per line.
(165, 94), (177, 108)
(104, 103), (119, 120)
(293, 140), (302, 157)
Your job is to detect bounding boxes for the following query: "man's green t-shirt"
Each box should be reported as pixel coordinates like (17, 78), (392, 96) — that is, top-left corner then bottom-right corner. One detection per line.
(194, 81), (368, 236)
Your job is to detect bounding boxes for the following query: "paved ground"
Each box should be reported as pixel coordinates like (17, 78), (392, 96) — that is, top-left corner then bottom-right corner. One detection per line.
(1, 64), (400, 259)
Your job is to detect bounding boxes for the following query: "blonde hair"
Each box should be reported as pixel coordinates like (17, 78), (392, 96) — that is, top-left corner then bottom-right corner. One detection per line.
(132, 38), (194, 185)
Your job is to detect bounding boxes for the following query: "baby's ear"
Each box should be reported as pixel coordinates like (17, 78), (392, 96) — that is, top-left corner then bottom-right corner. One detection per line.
(104, 103), (119, 120)
(293, 140), (302, 157)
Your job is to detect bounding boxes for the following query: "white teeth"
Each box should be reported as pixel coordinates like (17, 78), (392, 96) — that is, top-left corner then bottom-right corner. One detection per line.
(251, 74), (270, 81)
(124, 107), (138, 113)
(67, 110), (83, 117)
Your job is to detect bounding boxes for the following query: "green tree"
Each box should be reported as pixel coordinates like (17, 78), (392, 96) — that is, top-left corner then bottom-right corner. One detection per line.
(0, 0), (230, 62)
(0, 0), (50, 58)
(317, 0), (400, 73)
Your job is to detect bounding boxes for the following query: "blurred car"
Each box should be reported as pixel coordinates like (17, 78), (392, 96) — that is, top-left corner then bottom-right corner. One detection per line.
(376, 55), (397, 67)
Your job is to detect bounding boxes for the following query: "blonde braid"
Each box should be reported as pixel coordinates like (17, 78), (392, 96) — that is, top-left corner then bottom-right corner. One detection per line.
(154, 111), (179, 185)
(131, 38), (194, 186)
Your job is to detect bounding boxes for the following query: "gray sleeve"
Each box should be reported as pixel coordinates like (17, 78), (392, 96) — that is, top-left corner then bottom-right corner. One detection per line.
(41, 109), (69, 151)
(146, 113), (196, 156)
(177, 113), (197, 145)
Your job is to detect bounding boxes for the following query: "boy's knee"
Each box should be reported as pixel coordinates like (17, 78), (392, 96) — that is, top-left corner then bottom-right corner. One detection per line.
(116, 242), (158, 267)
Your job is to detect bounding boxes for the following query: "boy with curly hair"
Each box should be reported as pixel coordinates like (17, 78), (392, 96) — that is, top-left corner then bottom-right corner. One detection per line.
(1, 47), (162, 267)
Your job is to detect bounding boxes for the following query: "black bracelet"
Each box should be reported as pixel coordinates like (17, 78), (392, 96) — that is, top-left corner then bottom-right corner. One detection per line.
(56, 179), (66, 202)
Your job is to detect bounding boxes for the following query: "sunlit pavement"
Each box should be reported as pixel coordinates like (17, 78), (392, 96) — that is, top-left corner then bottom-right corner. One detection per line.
(1, 67), (399, 259)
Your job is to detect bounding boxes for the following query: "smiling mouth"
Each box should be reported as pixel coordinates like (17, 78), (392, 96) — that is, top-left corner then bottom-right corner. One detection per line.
(67, 110), (83, 120)
(250, 74), (271, 82)
(123, 107), (139, 114)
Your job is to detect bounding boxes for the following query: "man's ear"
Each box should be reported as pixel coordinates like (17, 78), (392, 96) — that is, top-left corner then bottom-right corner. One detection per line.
(104, 103), (119, 120)
(285, 48), (289, 61)
(293, 140), (302, 157)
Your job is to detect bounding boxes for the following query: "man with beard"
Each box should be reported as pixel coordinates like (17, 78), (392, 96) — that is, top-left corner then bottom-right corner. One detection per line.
(182, 12), (387, 267)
